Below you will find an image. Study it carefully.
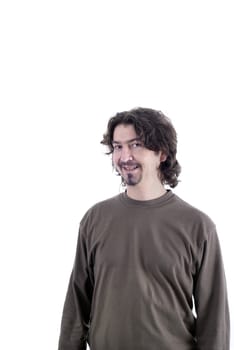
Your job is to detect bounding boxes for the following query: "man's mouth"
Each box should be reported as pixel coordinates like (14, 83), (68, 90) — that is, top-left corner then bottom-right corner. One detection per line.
(119, 161), (140, 172)
(122, 165), (138, 171)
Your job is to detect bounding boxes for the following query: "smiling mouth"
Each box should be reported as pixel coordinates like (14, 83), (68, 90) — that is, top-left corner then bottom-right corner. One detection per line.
(122, 165), (138, 171)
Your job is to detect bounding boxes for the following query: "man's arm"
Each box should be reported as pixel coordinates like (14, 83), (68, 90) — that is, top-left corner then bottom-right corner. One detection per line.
(58, 226), (93, 350)
(194, 229), (230, 350)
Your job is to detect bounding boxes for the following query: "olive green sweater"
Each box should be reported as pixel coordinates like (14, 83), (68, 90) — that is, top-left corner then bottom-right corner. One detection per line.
(58, 190), (230, 350)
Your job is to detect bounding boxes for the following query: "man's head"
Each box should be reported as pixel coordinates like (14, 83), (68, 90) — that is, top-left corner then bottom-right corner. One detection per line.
(101, 107), (181, 188)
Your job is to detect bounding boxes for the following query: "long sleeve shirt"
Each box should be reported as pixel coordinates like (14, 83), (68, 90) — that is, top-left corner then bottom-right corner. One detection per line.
(58, 190), (230, 350)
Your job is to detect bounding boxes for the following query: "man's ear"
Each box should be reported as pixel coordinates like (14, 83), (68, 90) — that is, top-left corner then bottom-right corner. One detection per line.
(160, 151), (167, 163)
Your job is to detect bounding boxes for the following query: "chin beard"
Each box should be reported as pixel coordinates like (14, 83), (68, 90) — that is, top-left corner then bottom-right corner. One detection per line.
(125, 173), (137, 186)
(121, 173), (142, 186)
(114, 162), (142, 186)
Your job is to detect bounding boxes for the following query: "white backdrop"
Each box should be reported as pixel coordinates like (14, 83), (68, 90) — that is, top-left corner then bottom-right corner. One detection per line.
(0, 1), (233, 349)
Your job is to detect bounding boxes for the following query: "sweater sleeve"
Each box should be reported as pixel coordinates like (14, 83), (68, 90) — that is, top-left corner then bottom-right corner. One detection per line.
(193, 229), (230, 350)
(58, 225), (94, 350)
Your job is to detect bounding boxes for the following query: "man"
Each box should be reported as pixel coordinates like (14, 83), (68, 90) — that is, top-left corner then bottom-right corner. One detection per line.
(58, 107), (230, 350)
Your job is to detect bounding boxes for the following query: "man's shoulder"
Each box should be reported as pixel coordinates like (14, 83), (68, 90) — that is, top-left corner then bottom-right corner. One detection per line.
(90, 194), (121, 211)
(172, 193), (216, 234)
(80, 194), (121, 222)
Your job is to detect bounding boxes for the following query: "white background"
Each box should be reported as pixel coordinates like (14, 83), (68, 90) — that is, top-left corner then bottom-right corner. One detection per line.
(0, 1), (233, 349)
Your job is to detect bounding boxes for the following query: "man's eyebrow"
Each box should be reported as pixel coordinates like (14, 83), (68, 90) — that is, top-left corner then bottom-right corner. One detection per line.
(112, 137), (142, 144)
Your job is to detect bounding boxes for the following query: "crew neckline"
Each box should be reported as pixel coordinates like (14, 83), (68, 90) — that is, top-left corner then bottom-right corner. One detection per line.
(119, 189), (175, 208)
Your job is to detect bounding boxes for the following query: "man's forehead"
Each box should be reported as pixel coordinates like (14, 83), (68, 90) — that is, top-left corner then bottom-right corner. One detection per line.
(113, 124), (139, 142)
(112, 137), (141, 145)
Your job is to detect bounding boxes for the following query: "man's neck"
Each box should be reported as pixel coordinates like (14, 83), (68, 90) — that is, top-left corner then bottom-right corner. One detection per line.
(126, 184), (167, 201)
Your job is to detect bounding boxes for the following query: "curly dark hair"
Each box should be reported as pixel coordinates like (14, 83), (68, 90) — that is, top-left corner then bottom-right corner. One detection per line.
(101, 107), (181, 188)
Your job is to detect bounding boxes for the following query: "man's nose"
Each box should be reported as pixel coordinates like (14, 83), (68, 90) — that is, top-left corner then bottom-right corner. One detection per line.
(120, 147), (133, 162)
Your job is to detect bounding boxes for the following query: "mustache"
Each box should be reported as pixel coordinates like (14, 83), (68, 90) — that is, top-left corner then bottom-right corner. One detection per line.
(118, 160), (140, 168)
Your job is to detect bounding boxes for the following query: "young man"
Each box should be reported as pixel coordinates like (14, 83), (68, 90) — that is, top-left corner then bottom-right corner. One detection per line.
(58, 108), (230, 350)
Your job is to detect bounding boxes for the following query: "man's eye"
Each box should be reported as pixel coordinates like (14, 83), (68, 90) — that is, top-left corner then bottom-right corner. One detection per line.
(131, 142), (142, 148)
(113, 145), (121, 150)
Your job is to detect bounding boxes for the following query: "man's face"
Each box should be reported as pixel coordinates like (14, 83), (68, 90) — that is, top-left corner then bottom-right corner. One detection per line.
(112, 124), (164, 187)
